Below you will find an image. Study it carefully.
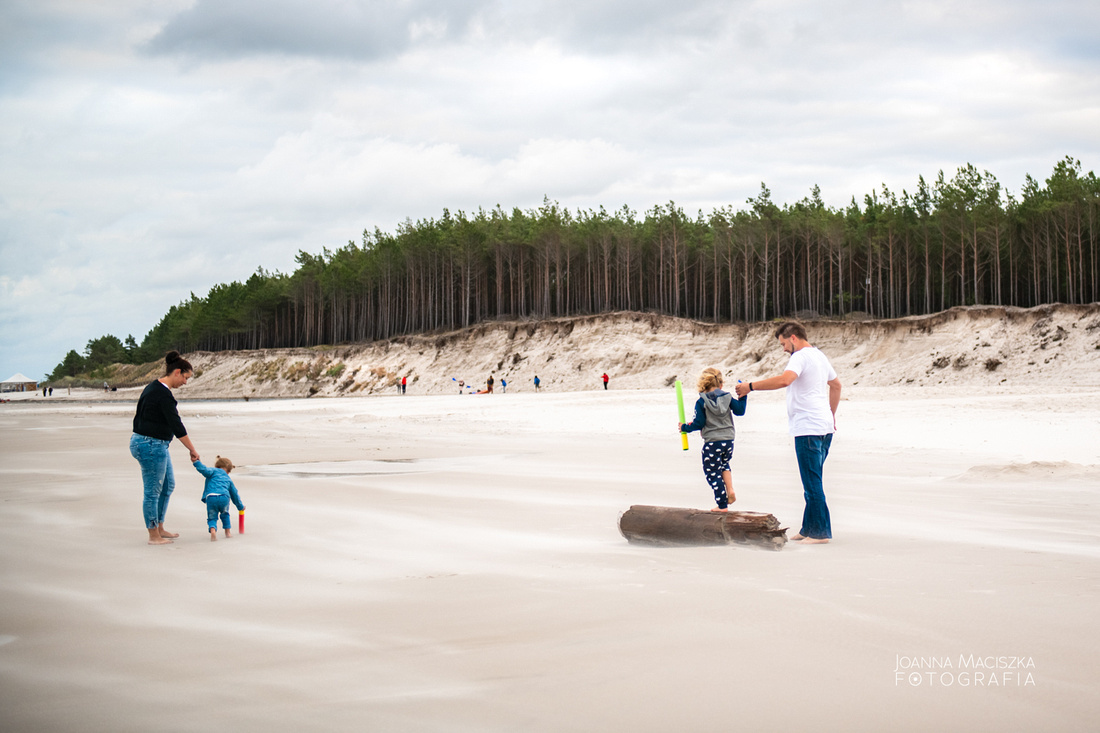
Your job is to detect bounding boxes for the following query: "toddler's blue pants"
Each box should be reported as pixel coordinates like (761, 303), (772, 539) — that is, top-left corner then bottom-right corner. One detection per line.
(206, 494), (231, 531)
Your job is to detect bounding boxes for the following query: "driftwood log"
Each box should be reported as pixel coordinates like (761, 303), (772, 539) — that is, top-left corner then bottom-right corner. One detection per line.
(619, 505), (788, 550)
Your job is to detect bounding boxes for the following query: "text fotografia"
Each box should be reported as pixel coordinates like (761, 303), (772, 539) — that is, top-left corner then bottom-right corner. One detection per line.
(894, 655), (1036, 687)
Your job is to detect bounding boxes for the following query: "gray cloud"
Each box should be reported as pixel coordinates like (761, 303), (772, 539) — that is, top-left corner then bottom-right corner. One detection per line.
(144, 0), (491, 60)
(142, 0), (745, 61)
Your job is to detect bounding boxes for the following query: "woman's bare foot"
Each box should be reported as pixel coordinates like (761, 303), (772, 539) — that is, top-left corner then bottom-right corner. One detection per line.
(157, 524), (179, 539)
(797, 537), (830, 544)
(791, 533), (806, 540)
(148, 529), (173, 545)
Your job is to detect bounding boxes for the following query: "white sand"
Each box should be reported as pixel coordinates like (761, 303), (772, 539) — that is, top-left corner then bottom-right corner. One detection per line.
(1, 382), (1098, 732)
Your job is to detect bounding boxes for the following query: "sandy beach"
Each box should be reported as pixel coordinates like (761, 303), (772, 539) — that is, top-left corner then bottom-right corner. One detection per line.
(1, 380), (1098, 732)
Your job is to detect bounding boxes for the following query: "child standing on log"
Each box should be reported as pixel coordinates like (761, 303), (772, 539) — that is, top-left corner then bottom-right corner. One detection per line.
(678, 368), (747, 511)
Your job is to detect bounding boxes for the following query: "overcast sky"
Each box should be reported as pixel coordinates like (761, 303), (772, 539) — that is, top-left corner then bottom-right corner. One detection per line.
(2, 0), (1098, 382)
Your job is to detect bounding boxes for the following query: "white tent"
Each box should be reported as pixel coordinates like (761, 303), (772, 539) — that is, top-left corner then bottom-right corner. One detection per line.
(1, 373), (38, 393)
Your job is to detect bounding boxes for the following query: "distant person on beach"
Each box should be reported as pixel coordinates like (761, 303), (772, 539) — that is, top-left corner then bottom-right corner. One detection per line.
(736, 321), (841, 544)
(487, 374), (494, 393)
(602, 372), (609, 390)
(401, 376), (407, 394)
(501, 378), (507, 393)
(192, 455), (244, 541)
(130, 351), (200, 545)
(679, 367), (747, 511)
(533, 375), (540, 392)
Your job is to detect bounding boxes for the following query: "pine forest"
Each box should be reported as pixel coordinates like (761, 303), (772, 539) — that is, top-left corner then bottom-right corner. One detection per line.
(52, 158), (1100, 378)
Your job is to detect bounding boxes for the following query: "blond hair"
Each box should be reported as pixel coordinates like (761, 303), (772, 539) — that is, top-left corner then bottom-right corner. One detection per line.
(214, 455), (234, 472)
(697, 367), (723, 393)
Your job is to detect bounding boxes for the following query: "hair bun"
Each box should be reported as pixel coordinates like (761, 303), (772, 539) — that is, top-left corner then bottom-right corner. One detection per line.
(165, 351), (182, 364)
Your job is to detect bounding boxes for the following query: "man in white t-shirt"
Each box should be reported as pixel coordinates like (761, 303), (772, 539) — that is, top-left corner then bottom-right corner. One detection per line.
(735, 321), (841, 544)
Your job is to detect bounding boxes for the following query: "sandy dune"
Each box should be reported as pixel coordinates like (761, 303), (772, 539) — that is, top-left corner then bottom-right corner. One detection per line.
(2, 372), (1098, 730)
(41, 303), (1089, 401)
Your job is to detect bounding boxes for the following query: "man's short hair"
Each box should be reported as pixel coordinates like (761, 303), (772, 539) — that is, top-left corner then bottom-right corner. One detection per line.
(774, 321), (808, 341)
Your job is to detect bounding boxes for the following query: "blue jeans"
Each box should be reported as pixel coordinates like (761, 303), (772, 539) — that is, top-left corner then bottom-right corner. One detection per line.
(206, 494), (231, 531)
(130, 434), (175, 529)
(794, 434), (833, 539)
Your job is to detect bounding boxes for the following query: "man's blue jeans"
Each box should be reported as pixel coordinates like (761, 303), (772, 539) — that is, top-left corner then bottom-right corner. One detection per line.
(794, 434), (833, 539)
(130, 434), (175, 529)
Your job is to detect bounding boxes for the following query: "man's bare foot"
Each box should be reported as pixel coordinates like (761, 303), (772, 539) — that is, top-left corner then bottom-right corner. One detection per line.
(791, 533), (806, 540)
(157, 525), (179, 539)
(796, 537), (830, 544)
(210, 530), (217, 542)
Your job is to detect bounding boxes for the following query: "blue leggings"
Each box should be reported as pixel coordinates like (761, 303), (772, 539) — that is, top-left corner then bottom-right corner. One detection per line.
(701, 440), (734, 509)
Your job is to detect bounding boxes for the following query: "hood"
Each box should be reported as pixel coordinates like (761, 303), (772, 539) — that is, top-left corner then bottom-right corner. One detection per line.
(702, 389), (733, 415)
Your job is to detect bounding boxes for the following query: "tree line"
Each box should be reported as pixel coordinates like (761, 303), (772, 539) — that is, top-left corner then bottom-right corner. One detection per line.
(50, 157), (1099, 381)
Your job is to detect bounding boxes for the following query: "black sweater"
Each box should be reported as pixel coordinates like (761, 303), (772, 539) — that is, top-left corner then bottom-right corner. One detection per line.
(132, 380), (187, 441)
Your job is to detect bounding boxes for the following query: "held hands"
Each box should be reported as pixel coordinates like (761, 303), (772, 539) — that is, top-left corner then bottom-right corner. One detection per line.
(734, 382), (752, 398)
(190, 451), (200, 463)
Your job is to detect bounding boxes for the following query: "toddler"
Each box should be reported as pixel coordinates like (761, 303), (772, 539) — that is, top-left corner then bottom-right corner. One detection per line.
(193, 455), (245, 541)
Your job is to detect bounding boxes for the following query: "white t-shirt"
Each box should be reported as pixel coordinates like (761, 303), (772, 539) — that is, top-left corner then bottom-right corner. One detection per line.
(785, 346), (837, 436)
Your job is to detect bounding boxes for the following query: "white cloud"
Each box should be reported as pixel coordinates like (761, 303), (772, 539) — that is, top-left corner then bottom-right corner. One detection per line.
(1, 0), (1098, 380)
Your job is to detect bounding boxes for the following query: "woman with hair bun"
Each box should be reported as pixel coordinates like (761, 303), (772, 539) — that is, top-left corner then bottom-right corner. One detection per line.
(130, 351), (200, 545)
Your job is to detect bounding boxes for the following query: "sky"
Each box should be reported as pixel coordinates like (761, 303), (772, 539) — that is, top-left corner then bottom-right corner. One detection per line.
(2, 0), (1099, 382)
